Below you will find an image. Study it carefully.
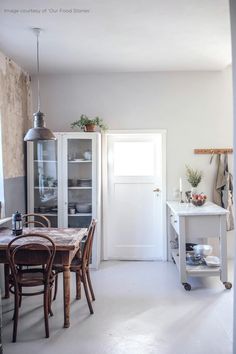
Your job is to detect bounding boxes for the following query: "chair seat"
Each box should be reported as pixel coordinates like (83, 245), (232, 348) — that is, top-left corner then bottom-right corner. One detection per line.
(9, 269), (54, 287)
(53, 257), (82, 273)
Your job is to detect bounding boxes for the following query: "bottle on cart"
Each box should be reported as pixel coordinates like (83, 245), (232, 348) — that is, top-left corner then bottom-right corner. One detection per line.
(12, 211), (23, 236)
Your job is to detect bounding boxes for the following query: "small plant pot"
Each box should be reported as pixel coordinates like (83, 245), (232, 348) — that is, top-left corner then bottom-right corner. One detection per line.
(84, 124), (96, 132)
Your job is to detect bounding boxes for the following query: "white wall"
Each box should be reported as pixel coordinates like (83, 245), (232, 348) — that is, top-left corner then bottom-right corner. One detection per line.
(32, 68), (234, 255)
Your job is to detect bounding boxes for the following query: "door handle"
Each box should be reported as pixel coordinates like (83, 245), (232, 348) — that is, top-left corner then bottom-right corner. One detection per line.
(153, 188), (161, 192)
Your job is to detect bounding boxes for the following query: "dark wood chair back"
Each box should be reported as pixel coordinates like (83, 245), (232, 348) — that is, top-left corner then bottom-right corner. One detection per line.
(82, 219), (97, 267)
(23, 213), (51, 228)
(7, 233), (56, 287)
(3, 214), (50, 300)
(7, 234), (56, 341)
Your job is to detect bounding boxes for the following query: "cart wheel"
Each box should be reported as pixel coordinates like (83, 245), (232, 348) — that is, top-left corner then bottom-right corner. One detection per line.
(172, 257), (176, 264)
(183, 283), (191, 291)
(224, 282), (232, 290)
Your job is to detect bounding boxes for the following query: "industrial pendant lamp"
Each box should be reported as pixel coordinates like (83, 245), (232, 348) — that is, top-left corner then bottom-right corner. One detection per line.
(24, 28), (56, 141)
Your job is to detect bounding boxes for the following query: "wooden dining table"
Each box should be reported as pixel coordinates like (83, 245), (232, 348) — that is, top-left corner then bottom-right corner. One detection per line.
(0, 227), (87, 328)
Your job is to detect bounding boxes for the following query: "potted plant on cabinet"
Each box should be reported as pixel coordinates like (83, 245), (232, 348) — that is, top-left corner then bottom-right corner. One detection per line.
(71, 114), (107, 132)
(185, 165), (203, 195)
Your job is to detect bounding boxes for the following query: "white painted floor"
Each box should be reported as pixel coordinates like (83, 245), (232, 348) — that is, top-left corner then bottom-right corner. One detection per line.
(2, 261), (234, 354)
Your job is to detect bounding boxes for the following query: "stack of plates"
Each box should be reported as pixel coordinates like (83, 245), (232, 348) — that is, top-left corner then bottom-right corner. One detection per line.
(77, 179), (92, 187)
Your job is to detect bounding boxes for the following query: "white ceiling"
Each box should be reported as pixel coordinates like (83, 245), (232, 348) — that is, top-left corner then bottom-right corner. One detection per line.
(0, 0), (232, 74)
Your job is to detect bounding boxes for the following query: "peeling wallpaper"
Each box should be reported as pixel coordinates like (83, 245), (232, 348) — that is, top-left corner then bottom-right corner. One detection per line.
(0, 51), (31, 179)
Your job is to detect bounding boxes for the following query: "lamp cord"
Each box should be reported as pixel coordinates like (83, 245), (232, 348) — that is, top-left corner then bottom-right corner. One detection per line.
(36, 31), (40, 112)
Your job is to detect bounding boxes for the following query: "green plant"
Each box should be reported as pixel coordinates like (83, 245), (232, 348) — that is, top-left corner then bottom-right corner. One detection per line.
(71, 114), (107, 131)
(185, 165), (203, 187)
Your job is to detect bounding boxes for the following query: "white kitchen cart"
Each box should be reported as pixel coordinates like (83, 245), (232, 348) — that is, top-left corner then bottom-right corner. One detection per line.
(167, 201), (232, 291)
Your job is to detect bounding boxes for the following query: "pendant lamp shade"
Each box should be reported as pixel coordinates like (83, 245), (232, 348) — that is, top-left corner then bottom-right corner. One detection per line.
(24, 28), (55, 142)
(24, 111), (55, 141)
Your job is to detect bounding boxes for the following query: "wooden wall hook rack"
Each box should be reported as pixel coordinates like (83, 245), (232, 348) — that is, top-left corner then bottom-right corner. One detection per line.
(194, 148), (233, 155)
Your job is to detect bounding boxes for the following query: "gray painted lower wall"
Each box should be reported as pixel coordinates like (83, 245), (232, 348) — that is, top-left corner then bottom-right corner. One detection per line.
(0, 176), (26, 326)
(4, 176), (26, 217)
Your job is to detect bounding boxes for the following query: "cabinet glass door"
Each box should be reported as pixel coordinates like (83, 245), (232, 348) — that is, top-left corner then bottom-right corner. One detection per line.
(67, 139), (92, 228)
(33, 141), (58, 227)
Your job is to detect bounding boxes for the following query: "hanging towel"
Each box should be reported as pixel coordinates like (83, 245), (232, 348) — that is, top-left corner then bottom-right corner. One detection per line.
(213, 154), (234, 231)
(213, 154), (225, 205)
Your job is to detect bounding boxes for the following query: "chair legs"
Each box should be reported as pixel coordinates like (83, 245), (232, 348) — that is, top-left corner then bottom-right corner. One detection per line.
(86, 269), (95, 301)
(49, 289), (53, 317)
(12, 288), (20, 342)
(75, 269), (95, 305)
(53, 274), (58, 301)
(53, 268), (95, 314)
(44, 287), (50, 338)
(81, 269), (93, 314)
(75, 272), (81, 300)
(12, 285), (53, 341)
(19, 286), (22, 308)
(4, 264), (10, 299)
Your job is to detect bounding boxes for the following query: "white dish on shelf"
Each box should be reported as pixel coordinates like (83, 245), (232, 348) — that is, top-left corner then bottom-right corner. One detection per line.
(76, 202), (92, 213)
(204, 256), (220, 267)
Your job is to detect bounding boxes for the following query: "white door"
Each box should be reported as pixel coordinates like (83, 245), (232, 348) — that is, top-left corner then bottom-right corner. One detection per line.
(104, 132), (166, 260)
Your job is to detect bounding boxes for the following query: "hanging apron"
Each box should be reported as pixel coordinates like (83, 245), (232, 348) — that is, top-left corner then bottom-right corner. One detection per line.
(213, 154), (234, 231)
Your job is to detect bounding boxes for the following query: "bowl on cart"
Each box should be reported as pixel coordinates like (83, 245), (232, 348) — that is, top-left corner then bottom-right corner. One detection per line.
(193, 244), (212, 257)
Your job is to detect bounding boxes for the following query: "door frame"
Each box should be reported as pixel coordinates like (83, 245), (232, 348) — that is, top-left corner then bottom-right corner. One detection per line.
(102, 129), (167, 261)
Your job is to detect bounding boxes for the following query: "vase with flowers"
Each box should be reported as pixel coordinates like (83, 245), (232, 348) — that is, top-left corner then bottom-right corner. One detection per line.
(185, 165), (203, 196)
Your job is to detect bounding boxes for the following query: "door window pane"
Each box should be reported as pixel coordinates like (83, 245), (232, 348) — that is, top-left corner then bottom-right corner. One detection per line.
(114, 142), (155, 176)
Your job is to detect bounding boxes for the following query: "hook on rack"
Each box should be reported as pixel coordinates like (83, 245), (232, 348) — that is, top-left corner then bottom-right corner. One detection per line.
(209, 150), (215, 164)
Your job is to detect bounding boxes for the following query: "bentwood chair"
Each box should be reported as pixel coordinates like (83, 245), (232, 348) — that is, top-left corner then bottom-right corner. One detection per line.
(7, 233), (56, 342)
(53, 219), (97, 314)
(4, 213), (51, 299)
(23, 213), (51, 228)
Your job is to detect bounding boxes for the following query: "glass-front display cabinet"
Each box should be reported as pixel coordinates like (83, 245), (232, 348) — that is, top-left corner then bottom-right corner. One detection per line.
(31, 140), (58, 227)
(27, 132), (101, 268)
(66, 138), (93, 229)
